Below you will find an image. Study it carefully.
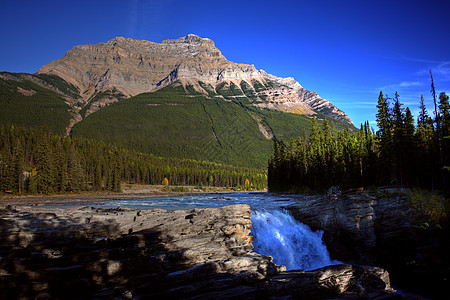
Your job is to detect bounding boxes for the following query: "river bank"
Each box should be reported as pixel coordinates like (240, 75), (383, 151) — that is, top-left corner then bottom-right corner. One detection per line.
(0, 203), (396, 299)
(0, 183), (262, 207)
(1, 188), (447, 298)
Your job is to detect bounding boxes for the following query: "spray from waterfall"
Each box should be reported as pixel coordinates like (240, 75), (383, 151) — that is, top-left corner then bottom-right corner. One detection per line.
(251, 209), (340, 271)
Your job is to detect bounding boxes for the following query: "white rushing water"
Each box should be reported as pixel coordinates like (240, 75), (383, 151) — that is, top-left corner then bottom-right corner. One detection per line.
(251, 209), (339, 271)
(80, 192), (339, 271)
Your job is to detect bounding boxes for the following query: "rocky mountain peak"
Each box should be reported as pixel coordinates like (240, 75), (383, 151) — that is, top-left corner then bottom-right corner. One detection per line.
(163, 34), (216, 48)
(36, 35), (354, 126)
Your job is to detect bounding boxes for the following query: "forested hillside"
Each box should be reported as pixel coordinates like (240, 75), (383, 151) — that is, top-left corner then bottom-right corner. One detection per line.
(0, 125), (267, 194)
(0, 72), (353, 169)
(269, 76), (450, 192)
(71, 82), (350, 169)
(0, 72), (73, 135)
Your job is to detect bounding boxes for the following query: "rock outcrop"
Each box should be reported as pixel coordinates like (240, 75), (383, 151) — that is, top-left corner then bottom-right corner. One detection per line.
(36, 34), (353, 125)
(0, 204), (395, 299)
(285, 188), (450, 298)
(285, 189), (378, 264)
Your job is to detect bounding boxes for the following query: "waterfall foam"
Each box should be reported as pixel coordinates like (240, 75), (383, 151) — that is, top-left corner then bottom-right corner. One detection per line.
(251, 209), (340, 271)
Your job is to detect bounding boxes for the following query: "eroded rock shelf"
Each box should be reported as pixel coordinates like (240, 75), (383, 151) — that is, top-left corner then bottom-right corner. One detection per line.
(0, 203), (395, 299)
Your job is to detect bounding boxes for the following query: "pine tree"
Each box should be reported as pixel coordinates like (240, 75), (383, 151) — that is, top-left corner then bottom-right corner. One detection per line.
(364, 121), (377, 185)
(431, 70), (444, 186)
(392, 92), (406, 186)
(93, 161), (102, 190)
(439, 92), (450, 137)
(67, 143), (84, 192)
(35, 130), (55, 194)
(54, 140), (68, 192)
(418, 95), (428, 126)
(12, 140), (24, 194)
(309, 118), (324, 188)
(431, 70), (439, 126)
(404, 107), (416, 186)
(375, 91), (393, 185)
(112, 163), (122, 192)
(438, 92), (450, 184)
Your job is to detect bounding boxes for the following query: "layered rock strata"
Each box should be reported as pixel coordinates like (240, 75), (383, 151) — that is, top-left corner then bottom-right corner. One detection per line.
(0, 204), (394, 299)
(285, 188), (450, 298)
(36, 34), (353, 125)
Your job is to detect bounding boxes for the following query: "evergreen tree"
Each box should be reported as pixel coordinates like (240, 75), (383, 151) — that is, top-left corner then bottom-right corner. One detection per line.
(418, 95), (428, 126)
(54, 140), (68, 192)
(439, 92), (450, 137)
(67, 143), (83, 192)
(375, 91), (392, 184)
(431, 70), (439, 125)
(93, 161), (102, 190)
(12, 140), (24, 193)
(431, 70), (444, 185)
(267, 83), (449, 192)
(35, 130), (55, 194)
(404, 107), (416, 186)
(392, 92), (406, 186)
(438, 92), (450, 183)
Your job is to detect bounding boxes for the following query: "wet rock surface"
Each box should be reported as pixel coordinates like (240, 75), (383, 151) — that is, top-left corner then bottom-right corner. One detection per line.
(285, 189), (450, 298)
(0, 204), (396, 299)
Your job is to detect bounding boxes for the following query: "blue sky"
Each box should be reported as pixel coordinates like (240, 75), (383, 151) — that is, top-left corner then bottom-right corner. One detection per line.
(1, 0), (450, 129)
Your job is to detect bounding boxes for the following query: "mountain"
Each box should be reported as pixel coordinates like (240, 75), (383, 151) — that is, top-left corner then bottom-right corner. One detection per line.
(36, 34), (353, 128)
(1, 35), (355, 168)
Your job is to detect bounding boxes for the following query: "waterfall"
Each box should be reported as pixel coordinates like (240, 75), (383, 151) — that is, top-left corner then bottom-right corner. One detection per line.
(251, 209), (339, 271)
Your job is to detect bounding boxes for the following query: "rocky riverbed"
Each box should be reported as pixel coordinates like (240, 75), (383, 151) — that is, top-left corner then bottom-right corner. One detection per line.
(0, 203), (397, 299)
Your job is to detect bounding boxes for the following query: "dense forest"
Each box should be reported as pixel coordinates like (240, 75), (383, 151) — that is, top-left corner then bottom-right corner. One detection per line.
(268, 73), (450, 192)
(70, 82), (350, 169)
(1, 73), (354, 170)
(0, 125), (267, 194)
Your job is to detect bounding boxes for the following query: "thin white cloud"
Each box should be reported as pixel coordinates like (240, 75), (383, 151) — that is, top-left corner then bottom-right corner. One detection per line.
(416, 61), (450, 82)
(379, 81), (422, 92)
(434, 62), (450, 79)
(399, 81), (421, 87)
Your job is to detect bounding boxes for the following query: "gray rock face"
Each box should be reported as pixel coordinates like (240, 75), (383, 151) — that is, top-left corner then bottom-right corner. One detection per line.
(0, 204), (395, 299)
(284, 189), (427, 264)
(285, 188), (450, 298)
(286, 189), (379, 263)
(36, 34), (354, 126)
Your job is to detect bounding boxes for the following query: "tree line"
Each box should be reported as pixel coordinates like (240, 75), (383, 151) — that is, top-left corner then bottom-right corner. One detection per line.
(0, 125), (267, 194)
(268, 73), (450, 192)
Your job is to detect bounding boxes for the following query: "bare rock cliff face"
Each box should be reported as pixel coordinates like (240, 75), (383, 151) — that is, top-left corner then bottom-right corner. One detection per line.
(36, 34), (354, 125)
(0, 204), (394, 299)
(285, 189), (450, 298)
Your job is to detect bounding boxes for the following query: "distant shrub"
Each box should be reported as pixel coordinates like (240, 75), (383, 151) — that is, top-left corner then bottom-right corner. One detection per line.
(408, 189), (449, 223)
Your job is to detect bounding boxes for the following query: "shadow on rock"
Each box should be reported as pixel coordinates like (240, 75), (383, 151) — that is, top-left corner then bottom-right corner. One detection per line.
(1, 204), (398, 299)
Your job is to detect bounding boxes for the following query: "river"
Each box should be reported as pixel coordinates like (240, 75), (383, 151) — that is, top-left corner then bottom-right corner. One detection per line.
(92, 192), (339, 271)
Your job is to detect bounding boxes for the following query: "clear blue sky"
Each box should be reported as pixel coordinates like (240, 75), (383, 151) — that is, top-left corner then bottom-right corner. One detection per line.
(1, 0), (449, 129)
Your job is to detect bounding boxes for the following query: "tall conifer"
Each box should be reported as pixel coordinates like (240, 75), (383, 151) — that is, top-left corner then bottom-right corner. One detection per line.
(376, 91), (392, 184)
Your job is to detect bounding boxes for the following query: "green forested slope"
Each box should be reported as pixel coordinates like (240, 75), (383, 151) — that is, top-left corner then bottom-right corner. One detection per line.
(71, 83), (271, 168)
(71, 82), (339, 168)
(0, 125), (267, 194)
(0, 72), (72, 135)
(0, 72), (352, 169)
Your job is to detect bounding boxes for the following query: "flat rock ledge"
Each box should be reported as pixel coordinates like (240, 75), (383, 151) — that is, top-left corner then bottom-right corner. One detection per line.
(0, 204), (397, 299)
